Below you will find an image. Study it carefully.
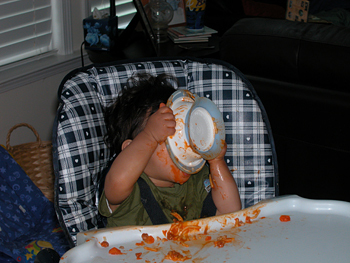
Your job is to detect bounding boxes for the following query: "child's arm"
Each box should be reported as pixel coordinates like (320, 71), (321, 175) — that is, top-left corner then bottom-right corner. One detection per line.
(104, 103), (175, 211)
(208, 143), (242, 215)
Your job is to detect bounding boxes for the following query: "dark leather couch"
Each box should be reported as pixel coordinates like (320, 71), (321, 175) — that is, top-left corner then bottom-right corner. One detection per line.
(219, 17), (350, 202)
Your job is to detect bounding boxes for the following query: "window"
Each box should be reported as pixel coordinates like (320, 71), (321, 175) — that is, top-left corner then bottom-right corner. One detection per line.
(0, 0), (53, 67)
(0, 0), (136, 68)
(88, 0), (136, 29)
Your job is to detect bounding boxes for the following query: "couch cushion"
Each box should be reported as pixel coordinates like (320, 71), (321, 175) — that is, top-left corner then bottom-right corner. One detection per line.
(220, 17), (350, 92)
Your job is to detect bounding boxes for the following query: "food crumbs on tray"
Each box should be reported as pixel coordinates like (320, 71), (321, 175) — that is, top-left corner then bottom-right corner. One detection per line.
(164, 250), (191, 261)
(144, 246), (160, 252)
(166, 220), (201, 245)
(245, 216), (252, 224)
(214, 235), (234, 248)
(100, 241), (109, 247)
(135, 252), (142, 260)
(109, 247), (125, 255)
(104, 208), (269, 260)
(142, 233), (155, 244)
(234, 218), (244, 227)
(279, 215), (291, 222)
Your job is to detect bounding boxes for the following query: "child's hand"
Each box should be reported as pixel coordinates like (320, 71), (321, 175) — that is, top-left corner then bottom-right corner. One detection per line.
(143, 103), (176, 144)
(207, 142), (227, 164)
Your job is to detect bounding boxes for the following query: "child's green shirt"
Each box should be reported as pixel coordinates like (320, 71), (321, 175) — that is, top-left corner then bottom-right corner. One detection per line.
(99, 165), (210, 227)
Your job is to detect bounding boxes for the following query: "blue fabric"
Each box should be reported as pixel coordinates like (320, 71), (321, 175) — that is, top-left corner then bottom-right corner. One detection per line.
(0, 146), (70, 262)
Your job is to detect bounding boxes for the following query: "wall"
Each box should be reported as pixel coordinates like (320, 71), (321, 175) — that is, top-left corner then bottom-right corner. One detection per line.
(0, 1), (89, 147)
(0, 74), (66, 146)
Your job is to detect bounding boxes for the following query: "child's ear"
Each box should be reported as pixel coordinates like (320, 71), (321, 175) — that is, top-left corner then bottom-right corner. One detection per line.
(121, 139), (132, 151)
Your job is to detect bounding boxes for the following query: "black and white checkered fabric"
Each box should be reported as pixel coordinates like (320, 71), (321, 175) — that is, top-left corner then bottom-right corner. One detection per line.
(52, 57), (278, 246)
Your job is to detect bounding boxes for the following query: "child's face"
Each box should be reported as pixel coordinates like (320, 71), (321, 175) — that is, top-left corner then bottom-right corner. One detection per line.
(144, 142), (190, 187)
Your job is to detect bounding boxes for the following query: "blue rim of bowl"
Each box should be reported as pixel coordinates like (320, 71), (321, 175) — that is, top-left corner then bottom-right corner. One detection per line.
(187, 97), (226, 160)
(165, 90), (205, 174)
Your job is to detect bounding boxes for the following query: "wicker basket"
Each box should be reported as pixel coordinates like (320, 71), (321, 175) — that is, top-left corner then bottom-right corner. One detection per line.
(6, 123), (55, 202)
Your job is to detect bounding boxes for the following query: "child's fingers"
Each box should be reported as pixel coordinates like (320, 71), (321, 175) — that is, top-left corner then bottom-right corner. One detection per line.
(163, 117), (176, 133)
(158, 105), (173, 114)
(162, 112), (176, 123)
(144, 104), (176, 142)
(157, 106), (175, 122)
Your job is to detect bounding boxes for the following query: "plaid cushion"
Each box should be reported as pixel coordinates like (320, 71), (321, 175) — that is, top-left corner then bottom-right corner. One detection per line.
(52, 57), (278, 246)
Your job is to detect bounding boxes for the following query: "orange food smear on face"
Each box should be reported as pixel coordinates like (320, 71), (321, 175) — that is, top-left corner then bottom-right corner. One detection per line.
(141, 233), (155, 244)
(100, 241), (109, 247)
(280, 215), (291, 222)
(156, 145), (189, 185)
(170, 164), (188, 185)
(109, 247), (125, 255)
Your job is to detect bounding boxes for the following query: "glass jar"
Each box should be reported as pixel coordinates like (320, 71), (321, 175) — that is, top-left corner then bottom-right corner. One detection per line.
(145, 0), (174, 43)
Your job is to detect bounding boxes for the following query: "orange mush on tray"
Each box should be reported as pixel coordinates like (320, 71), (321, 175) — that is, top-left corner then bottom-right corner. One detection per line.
(280, 215), (291, 222)
(141, 233), (155, 244)
(108, 247), (125, 255)
(102, 204), (287, 262)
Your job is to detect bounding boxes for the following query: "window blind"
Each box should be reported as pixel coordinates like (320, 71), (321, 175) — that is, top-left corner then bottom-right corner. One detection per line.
(88, 0), (136, 29)
(0, 0), (53, 67)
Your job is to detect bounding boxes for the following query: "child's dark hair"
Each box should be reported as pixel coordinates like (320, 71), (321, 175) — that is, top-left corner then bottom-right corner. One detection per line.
(104, 73), (178, 155)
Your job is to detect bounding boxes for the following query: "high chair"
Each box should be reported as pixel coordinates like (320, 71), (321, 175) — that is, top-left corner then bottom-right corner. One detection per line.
(52, 57), (278, 247)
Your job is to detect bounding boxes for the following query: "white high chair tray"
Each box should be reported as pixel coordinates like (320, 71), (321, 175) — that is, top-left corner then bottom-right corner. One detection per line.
(60, 195), (350, 263)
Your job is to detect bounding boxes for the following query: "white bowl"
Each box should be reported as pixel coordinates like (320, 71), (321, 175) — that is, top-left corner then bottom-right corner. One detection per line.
(165, 90), (225, 174)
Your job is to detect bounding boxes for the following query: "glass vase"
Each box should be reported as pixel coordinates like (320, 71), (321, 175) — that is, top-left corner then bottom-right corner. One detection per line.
(145, 0), (174, 43)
